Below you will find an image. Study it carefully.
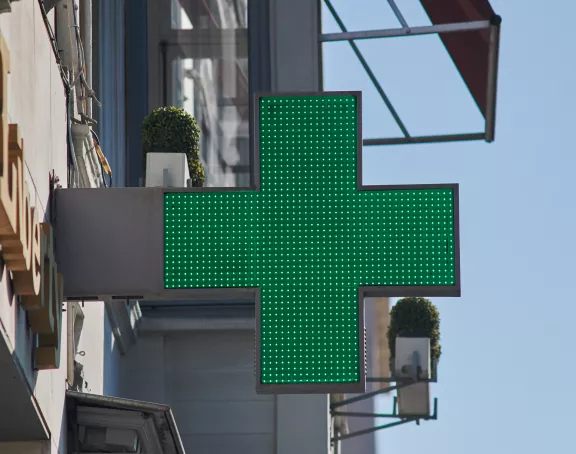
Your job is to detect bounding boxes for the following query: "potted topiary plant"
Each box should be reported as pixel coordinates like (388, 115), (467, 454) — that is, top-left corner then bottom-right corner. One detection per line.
(141, 106), (205, 187)
(387, 297), (441, 371)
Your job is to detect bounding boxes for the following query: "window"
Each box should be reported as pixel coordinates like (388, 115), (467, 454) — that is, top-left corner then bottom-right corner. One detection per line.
(97, 0), (126, 187)
(148, 0), (250, 187)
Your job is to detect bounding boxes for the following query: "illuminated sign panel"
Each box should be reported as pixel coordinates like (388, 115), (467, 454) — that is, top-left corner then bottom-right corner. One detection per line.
(164, 92), (460, 393)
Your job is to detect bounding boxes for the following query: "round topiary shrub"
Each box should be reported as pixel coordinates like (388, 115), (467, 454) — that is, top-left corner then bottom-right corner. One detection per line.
(141, 106), (205, 187)
(387, 297), (441, 365)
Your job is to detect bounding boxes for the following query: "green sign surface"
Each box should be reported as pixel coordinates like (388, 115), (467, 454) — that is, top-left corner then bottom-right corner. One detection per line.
(164, 92), (459, 394)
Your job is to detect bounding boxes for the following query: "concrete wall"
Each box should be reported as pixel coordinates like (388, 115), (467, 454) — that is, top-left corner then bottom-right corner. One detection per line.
(0, 3), (115, 453)
(0, 3), (68, 452)
(75, 303), (122, 397)
(341, 300), (377, 454)
(340, 298), (391, 454)
(119, 327), (275, 454)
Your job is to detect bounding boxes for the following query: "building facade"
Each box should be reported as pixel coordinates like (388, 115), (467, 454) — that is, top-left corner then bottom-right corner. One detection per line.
(0, 0), (497, 451)
(0, 1), (183, 453)
(0, 1), (110, 453)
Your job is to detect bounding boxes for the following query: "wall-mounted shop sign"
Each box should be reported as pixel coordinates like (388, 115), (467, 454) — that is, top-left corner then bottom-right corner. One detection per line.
(52, 91), (461, 394)
(0, 33), (63, 370)
(164, 92), (461, 394)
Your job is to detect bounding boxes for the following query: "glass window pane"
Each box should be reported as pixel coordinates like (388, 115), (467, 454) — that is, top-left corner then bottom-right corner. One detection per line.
(163, 0), (250, 187)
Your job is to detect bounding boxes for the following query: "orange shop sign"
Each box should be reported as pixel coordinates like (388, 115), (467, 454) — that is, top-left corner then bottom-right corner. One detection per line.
(0, 33), (63, 370)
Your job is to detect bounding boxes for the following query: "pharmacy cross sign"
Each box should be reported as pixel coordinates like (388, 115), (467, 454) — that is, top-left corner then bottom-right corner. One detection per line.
(163, 92), (460, 394)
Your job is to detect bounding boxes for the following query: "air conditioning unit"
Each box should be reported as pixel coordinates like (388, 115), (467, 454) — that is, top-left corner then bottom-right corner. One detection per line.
(145, 152), (191, 188)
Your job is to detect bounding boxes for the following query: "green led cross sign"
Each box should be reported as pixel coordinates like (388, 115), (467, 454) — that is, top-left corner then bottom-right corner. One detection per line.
(164, 92), (460, 394)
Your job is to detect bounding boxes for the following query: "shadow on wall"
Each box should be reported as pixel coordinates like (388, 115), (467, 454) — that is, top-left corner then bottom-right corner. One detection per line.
(1, 169), (65, 393)
(0, 163), (68, 444)
(103, 312), (121, 397)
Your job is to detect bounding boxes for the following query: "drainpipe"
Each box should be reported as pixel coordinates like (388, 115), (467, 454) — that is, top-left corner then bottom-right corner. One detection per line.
(80, 0), (92, 119)
(70, 0), (84, 117)
(57, 0), (102, 187)
(56, 0), (77, 81)
(57, 0), (81, 186)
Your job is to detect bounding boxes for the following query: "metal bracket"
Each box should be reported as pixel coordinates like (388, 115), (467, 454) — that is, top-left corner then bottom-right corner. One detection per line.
(330, 358), (438, 410)
(321, 0), (501, 145)
(331, 397), (438, 442)
(330, 375), (436, 409)
(330, 350), (438, 441)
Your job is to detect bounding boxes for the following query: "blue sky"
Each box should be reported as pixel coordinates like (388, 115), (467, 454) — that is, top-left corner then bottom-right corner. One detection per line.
(323, 1), (576, 452)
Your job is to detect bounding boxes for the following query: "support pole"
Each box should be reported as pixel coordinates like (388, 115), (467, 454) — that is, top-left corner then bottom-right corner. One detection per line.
(484, 16), (502, 142)
(332, 411), (402, 419)
(332, 419), (417, 442)
(80, 0), (93, 119)
(320, 20), (491, 42)
(330, 385), (400, 410)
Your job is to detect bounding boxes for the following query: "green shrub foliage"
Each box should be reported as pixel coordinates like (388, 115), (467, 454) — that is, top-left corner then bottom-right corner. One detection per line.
(188, 158), (205, 188)
(387, 297), (441, 363)
(141, 106), (205, 186)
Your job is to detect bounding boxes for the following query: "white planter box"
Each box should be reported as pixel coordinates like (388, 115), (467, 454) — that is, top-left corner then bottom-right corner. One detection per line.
(394, 337), (432, 417)
(145, 152), (190, 188)
(394, 337), (431, 380)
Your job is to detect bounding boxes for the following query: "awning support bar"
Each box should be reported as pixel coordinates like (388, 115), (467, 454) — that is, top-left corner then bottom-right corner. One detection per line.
(386, 0), (409, 30)
(320, 20), (491, 42)
(324, 0), (410, 138)
(485, 17), (502, 142)
(363, 132), (485, 146)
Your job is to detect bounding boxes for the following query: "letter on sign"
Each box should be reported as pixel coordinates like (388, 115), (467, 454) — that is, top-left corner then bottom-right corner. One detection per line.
(0, 32), (64, 371)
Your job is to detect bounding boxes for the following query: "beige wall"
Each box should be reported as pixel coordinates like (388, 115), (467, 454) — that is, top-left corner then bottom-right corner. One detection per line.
(0, 3), (67, 207)
(0, 441), (51, 454)
(0, 3), (110, 453)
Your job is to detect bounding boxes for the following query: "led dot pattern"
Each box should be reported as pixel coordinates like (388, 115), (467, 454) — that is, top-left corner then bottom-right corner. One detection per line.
(164, 94), (457, 387)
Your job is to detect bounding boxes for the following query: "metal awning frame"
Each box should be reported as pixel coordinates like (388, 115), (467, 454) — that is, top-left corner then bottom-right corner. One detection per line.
(321, 0), (501, 145)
